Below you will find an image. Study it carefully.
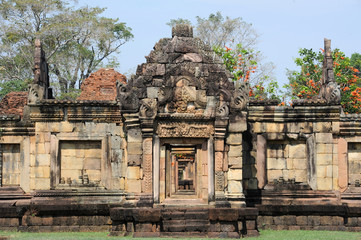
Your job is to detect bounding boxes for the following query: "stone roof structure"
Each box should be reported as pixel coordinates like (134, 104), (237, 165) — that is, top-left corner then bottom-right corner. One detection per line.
(119, 24), (248, 115)
(78, 68), (126, 101)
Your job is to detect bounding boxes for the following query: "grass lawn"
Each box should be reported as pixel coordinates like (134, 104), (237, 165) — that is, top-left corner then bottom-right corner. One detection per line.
(0, 230), (360, 240)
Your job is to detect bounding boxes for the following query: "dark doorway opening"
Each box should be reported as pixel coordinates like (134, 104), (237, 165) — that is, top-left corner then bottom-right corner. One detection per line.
(170, 146), (196, 196)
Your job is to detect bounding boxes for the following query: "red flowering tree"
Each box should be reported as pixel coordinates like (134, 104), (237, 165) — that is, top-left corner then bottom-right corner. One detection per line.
(286, 48), (361, 113)
(213, 43), (258, 82)
(214, 44), (282, 102)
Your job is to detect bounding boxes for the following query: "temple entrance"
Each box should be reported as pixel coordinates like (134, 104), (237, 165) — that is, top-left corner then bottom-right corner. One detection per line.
(154, 138), (214, 205)
(172, 146), (196, 194)
(164, 144), (199, 200)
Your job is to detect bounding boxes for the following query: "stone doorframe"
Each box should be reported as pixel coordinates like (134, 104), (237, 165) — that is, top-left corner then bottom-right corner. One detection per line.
(153, 136), (214, 203)
(338, 136), (361, 192)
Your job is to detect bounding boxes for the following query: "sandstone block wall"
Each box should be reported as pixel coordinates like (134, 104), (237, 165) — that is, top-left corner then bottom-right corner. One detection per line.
(266, 141), (307, 183)
(248, 104), (341, 191)
(1, 144), (21, 186)
(30, 121), (125, 191)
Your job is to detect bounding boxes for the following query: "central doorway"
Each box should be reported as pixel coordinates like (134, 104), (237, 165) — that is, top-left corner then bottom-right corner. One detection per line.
(171, 146), (196, 196)
(155, 137), (213, 204)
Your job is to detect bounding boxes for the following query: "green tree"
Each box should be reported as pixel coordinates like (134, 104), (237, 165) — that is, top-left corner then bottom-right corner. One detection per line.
(166, 18), (192, 27)
(195, 12), (258, 51)
(350, 53), (361, 74)
(0, 0), (133, 99)
(286, 48), (361, 113)
(167, 12), (275, 87)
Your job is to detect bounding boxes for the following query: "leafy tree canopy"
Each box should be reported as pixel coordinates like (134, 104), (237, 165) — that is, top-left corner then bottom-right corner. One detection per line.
(286, 48), (361, 113)
(0, 0), (133, 99)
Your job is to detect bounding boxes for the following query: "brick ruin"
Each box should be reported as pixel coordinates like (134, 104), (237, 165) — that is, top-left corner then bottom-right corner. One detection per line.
(0, 25), (360, 237)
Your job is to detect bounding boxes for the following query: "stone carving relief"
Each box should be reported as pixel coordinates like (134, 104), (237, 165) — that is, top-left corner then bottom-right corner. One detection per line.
(215, 171), (225, 191)
(157, 122), (214, 138)
(158, 87), (172, 105)
(28, 84), (45, 104)
(172, 78), (197, 113)
(140, 98), (157, 118)
(219, 89), (232, 102)
(319, 81), (341, 104)
(116, 80), (139, 110)
(230, 83), (248, 111)
(195, 90), (207, 108)
(216, 101), (229, 118)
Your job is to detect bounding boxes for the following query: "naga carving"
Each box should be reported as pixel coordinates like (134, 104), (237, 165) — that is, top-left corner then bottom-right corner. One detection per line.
(28, 84), (45, 104)
(216, 101), (229, 118)
(230, 82), (248, 111)
(158, 87), (172, 105)
(140, 98), (157, 118)
(116, 80), (139, 110)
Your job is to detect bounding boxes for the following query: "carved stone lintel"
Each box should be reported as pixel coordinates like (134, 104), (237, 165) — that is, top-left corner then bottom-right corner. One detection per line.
(157, 122), (214, 138)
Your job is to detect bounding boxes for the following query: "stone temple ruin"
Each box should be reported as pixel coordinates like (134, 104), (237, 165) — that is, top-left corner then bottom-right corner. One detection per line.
(0, 25), (360, 237)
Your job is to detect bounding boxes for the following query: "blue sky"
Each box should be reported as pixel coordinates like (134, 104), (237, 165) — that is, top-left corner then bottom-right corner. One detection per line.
(78, 0), (361, 87)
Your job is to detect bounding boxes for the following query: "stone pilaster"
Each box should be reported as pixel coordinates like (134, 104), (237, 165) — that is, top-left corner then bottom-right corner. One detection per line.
(225, 112), (247, 207)
(214, 118), (227, 203)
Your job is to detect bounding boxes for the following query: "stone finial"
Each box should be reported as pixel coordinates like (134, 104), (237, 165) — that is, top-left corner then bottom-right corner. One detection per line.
(314, 38), (341, 104)
(172, 24), (193, 38)
(322, 38), (334, 84)
(28, 39), (51, 104)
(324, 38), (332, 57)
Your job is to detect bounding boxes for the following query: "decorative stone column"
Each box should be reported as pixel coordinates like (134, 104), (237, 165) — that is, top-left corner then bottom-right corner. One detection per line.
(214, 117), (228, 204)
(139, 99), (157, 194)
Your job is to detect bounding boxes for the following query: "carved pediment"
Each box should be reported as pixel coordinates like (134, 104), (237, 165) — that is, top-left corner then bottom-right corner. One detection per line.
(162, 76), (205, 114)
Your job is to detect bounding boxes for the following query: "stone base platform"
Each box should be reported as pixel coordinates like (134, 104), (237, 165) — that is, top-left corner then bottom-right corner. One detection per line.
(256, 204), (361, 232)
(109, 207), (259, 238)
(246, 190), (361, 231)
